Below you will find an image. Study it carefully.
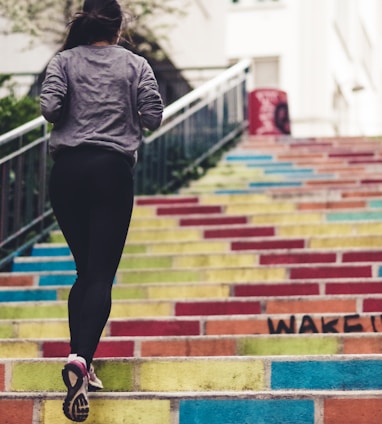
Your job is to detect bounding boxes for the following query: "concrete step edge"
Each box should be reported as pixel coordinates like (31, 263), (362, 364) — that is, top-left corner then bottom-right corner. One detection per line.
(1, 389), (382, 400)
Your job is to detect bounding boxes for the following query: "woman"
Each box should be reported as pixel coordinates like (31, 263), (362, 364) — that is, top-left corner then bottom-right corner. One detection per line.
(40, 0), (163, 421)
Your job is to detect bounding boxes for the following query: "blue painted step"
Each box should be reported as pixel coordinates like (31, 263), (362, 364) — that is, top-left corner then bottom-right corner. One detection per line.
(12, 260), (75, 272)
(180, 399), (314, 424)
(31, 246), (71, 256)
(0, 289), (57, 302)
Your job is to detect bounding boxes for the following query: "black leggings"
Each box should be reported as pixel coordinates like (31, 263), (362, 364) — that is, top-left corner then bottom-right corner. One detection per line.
(49, 146), (134, 368)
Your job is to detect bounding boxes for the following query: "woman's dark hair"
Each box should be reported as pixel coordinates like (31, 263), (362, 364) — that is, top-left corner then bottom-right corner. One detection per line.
(62, 0), (124, 50)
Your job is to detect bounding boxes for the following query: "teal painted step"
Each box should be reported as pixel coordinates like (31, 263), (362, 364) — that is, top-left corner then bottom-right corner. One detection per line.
(180, 399), (313, 424)
(327, 210), (382, 222)
(263, 168), (314, 175)
(31, 246), (71, 257)
(0, 289), (56, 302)
(247, 161), (294, 168)
(370, 199), (382, 208)
(39, 274), (75, 286)
(249, 181), (302, 188)
(272, 358), (382, 390)
(277, 173), (334, 180)
(215, 189), (264, 194)
(12, 260), (75, 272)
(38, 274), (116, 287)
(225, 155), (273, 161)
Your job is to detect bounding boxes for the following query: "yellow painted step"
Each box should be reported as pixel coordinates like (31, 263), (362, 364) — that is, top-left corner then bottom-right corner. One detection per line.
(310, 235), (382, 249)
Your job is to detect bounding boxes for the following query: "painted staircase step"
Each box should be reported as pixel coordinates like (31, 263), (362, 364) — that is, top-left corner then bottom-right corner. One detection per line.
(10, 262), (382, 284)
(3, 333), (382, 359)
(4, 277), (382, 304)
(26, 243), (382, 263)
(139, 191), (371, 210)
(2, 355), (382, 393)
(45, 208), (382, 241)
(1, 294), (382, 319)
(38, 234), (382, 255)
(2, 311), (382, 339)
(43, 220), (382, 243)
(3, 390), (382, 424)
(22, 247), (382, 268)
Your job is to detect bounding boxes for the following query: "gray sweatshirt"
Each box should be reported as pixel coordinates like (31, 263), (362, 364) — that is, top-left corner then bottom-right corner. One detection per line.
(40, 45), (163, 164)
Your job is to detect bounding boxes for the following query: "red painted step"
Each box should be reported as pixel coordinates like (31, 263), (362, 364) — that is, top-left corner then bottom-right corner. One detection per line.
(180, 216), (248, 226)
(349, 159), (382, 164)
(234, 283), (319, 297)
(326, 282), (382, 295)
(290, 265), (372, 280)
(260, 252), (336, 265)
(110, 319), (200, 337)
(204, 227), (274, 239)
(364, 299), (382, 312)
(0, 275), (34, 287)
(175, 300), (261, 316)
(342, 190), (382, 198)
(329, 152), (374, 158)
(289, 142), (332, 148)
(157, 205), (222, 215)
(361, 179), (382, 184)
(43, 340), (134, 358)
(342, 251), (382, 262)
(297, 201), (366, 210)
(232, 239), (305, 251)
(136, 197), (199, 205)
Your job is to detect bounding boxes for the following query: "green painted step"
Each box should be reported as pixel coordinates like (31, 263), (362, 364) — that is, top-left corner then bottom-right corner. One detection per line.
(3, 355), (382, 393)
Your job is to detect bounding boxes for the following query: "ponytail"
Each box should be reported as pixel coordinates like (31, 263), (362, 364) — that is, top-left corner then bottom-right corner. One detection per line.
(62, 0), (123, 50)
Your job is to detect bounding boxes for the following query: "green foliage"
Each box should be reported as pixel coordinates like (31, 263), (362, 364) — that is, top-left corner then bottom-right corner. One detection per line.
(0, 75), (40, 135)
(0, 0), (188, 51)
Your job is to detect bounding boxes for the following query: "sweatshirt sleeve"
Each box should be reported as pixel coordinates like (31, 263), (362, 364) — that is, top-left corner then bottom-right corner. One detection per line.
(137, 60), (164, 131)
(40, 54), (68, 124)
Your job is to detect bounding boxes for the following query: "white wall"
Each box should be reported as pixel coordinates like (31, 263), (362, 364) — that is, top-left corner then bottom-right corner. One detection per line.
(0, 18), (54, 97)
(225, 0), (382, 137)
(157, 0), (228, 69)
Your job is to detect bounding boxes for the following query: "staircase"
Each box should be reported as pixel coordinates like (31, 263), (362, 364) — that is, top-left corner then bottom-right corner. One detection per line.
(2, 134), (382, 423)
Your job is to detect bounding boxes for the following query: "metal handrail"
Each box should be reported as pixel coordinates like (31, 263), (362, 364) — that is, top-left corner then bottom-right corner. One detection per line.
(160, 59), (251, 123)
(136, 58), (251, 193)
(0, 116), (46, 146)
(0, 59), (251, 269)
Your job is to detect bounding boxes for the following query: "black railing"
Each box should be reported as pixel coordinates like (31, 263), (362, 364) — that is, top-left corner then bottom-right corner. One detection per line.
(0, 59), (251, 269)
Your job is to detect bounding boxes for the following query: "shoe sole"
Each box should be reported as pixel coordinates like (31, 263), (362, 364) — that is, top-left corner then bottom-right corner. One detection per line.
(62, 363), (89, 422)
(88, 380), (103, 392)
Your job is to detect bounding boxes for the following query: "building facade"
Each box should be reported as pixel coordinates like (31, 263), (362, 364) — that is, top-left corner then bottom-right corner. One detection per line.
(225, 0), (382, 137)
(1, 0), (382, 137)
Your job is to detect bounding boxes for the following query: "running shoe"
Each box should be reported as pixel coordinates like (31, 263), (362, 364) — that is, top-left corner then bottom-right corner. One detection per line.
(62, 359), (89, 422)
(88, 364), (104, 391)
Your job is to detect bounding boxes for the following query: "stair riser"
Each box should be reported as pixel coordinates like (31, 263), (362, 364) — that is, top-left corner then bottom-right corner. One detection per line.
(2, 395), (382, 424)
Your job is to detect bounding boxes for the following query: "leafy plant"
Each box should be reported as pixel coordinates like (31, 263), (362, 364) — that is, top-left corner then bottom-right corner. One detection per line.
(0, 75), (41, 156)
(0, 0), (188, 57)
(0, 76), (40, 133)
